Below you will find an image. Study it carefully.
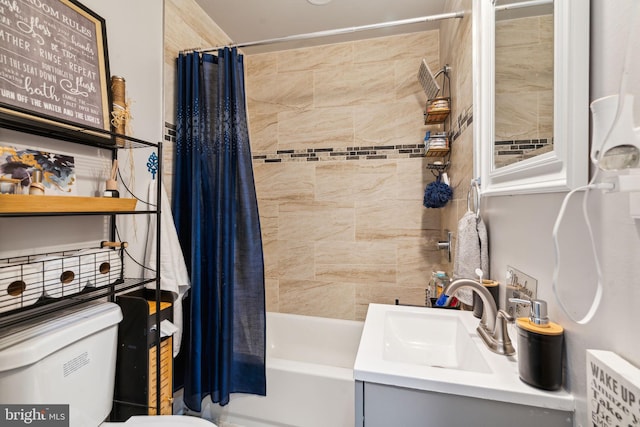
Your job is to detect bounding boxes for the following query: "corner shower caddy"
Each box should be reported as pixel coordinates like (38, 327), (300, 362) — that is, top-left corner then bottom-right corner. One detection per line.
(423, 65), (452, 173)
(0, 107), (165, 417)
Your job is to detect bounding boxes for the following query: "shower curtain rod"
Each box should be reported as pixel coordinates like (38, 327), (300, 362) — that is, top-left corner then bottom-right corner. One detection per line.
(188, 11), (464, 53)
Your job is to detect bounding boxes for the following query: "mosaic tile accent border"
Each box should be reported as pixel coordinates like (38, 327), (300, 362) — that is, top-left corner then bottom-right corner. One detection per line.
(252, 145), (426, 163)
(252, 106), (474, 164)
(165, 106), (473, 164)
(451, 105), (473, 145)
(164, 122), (176, 144)
(494, 138), (552, 156)
(493, 137), (554, 168)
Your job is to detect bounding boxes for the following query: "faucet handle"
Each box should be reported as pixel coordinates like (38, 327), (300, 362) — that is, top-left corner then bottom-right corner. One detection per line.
(508, 298), (549, 326)
(493, 309), (515, 356)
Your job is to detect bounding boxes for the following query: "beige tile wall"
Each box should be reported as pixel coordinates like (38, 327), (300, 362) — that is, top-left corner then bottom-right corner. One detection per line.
(164, 0), (474, 321)
(246, 32), (448, 320)
(439, 0), (475, 270)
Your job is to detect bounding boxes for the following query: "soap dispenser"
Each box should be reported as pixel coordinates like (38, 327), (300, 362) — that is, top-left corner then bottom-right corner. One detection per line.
(510, 298), (564, 391)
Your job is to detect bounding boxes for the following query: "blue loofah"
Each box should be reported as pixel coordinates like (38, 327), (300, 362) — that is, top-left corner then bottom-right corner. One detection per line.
(423, 177), (453, 208)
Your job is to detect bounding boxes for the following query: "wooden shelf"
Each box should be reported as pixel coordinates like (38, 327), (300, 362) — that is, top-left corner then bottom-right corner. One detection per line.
(425, 108), (451, 124)
(424, 97), (451, 124)
(0, 194), (137, 214)
(425, 147), (450, 157)
(425, 134), (450, 158)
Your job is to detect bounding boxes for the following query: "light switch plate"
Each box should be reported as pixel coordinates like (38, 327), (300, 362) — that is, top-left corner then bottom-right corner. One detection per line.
(505, 266), (537, 317)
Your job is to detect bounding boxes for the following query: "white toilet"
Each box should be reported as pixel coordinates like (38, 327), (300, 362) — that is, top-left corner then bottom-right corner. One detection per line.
(0, 301), (215, 427)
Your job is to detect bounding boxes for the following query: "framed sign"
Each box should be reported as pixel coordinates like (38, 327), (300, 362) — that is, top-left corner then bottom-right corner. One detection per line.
(0, 0), (111, 133)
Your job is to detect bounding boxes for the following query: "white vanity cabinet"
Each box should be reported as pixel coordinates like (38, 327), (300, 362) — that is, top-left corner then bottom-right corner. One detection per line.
(355, 381), (573, 426)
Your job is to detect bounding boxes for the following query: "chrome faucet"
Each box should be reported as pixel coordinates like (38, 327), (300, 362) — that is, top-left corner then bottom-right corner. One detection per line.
(442, 278), (515, 356)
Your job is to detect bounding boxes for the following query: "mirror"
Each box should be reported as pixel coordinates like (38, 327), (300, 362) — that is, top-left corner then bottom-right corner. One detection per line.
(473, 0), (589, 196)
(494, 0), (554, 170)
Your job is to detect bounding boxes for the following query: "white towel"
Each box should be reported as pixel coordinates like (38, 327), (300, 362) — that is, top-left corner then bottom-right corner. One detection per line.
(452, 211), (489, 305)
(144, 180), (190, 357)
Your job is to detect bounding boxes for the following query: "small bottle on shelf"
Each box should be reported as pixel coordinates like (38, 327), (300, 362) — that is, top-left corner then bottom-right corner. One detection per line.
(103, 160), (120, 198)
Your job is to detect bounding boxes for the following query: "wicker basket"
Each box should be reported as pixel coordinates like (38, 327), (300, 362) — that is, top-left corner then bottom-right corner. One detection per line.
(425, 97), (451, 124)
(0, 247), (123, 314)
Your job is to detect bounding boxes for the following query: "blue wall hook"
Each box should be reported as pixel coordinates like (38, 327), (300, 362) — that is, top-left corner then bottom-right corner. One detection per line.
(147, 152), (158, 180)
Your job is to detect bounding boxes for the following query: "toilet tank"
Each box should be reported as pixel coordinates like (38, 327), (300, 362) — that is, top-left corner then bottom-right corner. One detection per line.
(0, 301), (123, 427)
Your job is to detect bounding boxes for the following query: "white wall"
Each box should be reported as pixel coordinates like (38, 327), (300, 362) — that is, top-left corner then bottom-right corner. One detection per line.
(83, 0), (164, 144)
(82, 0), (165, 277)
(485, 1), (639, 425)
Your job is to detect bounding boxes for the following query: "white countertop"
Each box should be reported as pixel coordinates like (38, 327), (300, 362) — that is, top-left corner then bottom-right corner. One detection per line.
(353, 303), (575, 412)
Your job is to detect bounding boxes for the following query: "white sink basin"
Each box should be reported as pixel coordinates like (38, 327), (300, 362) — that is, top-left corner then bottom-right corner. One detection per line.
(383, 310), (490, 373)
(354, 303), (575, 412)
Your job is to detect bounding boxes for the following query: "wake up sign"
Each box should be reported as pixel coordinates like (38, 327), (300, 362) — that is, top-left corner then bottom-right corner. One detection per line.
(0, 0), (110, 131)
(588, 350), (640, 426)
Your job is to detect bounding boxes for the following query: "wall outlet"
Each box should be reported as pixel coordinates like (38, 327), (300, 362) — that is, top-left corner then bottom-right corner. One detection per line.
(505, 266), (537, 317)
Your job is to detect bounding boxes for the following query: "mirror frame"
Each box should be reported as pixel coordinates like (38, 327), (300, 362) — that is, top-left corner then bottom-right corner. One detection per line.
(473, 0), (590, 196)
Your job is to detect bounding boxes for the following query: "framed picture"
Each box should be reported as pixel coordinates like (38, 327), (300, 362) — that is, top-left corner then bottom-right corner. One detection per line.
(0, 0), (111, 134)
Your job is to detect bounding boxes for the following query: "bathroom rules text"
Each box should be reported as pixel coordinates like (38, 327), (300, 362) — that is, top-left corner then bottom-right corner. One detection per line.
(0, 0), (108, 130)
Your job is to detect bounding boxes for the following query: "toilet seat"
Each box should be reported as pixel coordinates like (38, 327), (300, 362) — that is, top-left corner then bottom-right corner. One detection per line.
(102, 415), (217, 426)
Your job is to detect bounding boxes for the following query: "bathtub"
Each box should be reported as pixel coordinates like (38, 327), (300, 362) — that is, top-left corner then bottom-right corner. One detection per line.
(195, 312), (364, 427)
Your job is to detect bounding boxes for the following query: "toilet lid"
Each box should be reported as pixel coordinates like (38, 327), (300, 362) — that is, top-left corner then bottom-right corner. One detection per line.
(102, 415), (216, 426)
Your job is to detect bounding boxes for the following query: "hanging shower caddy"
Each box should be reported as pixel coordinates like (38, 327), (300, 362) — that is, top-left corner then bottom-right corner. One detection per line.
(423, 64), (452, 159)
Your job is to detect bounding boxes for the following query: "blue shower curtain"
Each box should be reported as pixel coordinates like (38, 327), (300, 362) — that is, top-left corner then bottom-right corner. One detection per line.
(173, 48), (266, 409)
